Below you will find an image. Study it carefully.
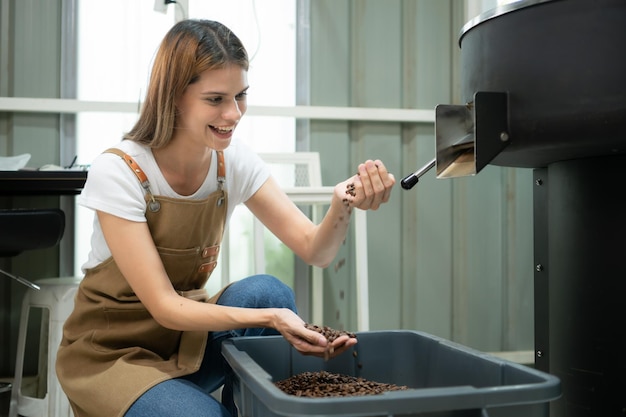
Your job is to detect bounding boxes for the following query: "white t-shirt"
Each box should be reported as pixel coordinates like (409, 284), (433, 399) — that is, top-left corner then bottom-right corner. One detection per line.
(78, 138), (270, 272)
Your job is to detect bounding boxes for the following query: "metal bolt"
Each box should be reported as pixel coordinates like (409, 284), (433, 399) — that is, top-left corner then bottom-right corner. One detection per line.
(500, 131), (510, 142)
(535, 179), (543, 186)
(536, 350), (543, 358)
(535, 264), (544, 272)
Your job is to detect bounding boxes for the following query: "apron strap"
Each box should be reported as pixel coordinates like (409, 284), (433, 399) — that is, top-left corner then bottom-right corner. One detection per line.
(105, 148), (149, 185)
(216, 151), (225, 190)
(104, 148), (160, 211)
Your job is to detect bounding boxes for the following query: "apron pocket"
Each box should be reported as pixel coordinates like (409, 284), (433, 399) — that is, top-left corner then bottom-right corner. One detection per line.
(156, 246), (200, 289)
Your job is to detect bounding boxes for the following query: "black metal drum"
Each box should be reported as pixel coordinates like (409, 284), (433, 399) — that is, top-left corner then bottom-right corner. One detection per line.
(460, 0), (626, 168)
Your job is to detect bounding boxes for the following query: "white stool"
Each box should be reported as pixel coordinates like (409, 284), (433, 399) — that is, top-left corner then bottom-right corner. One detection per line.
(9, 277), (81, 417)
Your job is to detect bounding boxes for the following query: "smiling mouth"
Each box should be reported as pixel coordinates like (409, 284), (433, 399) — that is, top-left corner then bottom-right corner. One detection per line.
(210, 125), (235, 134)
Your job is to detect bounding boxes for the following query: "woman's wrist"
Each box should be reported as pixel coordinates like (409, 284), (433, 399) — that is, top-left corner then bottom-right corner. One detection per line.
(333, 179), (357, 214)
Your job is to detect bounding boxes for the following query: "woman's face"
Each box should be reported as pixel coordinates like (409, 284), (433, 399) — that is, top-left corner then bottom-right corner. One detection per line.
(174, 65), (248, 151)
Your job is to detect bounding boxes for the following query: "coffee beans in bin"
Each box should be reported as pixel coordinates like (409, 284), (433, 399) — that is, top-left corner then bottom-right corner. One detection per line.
(273, 324), (408, 397)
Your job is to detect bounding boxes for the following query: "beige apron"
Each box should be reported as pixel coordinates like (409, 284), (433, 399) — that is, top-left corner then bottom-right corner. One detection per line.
(57, 149), (228, 417)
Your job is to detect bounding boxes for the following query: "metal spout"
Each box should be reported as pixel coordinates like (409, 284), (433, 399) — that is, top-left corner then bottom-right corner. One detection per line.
(435, 91), (510, 179)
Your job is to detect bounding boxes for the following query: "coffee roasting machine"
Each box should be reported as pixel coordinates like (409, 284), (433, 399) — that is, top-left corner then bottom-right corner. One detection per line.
(401, 1), (626, 416)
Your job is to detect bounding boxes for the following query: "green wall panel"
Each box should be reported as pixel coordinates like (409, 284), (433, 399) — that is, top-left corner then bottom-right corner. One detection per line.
(309, 0), (535, 354)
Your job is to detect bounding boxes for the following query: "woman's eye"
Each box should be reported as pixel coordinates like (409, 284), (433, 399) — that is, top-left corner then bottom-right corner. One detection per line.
(206, 97), (222, 105)
(236, 92), (247, 101)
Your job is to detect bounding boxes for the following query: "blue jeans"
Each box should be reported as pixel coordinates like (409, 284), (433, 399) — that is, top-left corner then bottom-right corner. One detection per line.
(124, 274), (297, 417)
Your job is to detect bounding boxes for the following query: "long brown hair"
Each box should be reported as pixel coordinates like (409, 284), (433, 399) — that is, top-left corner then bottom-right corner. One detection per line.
(124, 19), (249, 148)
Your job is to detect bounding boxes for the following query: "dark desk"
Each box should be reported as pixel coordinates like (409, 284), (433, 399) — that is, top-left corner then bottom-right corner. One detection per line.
(0, 170), (87, 196)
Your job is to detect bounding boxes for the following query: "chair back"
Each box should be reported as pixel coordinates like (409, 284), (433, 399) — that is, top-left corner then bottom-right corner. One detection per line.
(0, 209), (65, 257)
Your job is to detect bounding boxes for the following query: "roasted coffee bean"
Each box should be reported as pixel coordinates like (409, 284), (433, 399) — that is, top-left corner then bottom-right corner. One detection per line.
(275, 371), (409, 397)
(305, 323), (357, 361)
(345, 183), (356, 197)
(305, 323), (356, 342)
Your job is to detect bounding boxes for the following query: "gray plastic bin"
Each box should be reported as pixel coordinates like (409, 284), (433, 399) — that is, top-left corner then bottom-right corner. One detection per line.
(222, 330), (560, 417)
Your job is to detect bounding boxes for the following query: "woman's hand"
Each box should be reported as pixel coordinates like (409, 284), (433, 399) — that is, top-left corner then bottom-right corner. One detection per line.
(272, 309), (358, 359)
(336, 159), (396, 211)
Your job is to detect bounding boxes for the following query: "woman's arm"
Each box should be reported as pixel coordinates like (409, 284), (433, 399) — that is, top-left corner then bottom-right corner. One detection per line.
(97, 210), (341, 355)
(97, 210), (273, 331)
(246, 159), (395, 268)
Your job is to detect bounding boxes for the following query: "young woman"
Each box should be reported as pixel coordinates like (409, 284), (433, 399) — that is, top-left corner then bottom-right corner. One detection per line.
(56, 19), (395, 417)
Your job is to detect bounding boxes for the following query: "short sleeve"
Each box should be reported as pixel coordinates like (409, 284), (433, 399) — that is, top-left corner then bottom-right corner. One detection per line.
(77, 152), (148, 222)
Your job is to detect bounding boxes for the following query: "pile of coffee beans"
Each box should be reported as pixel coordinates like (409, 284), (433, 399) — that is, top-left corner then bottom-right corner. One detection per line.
(275, 371), (408, 398)
(305, 323), (357, 341)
